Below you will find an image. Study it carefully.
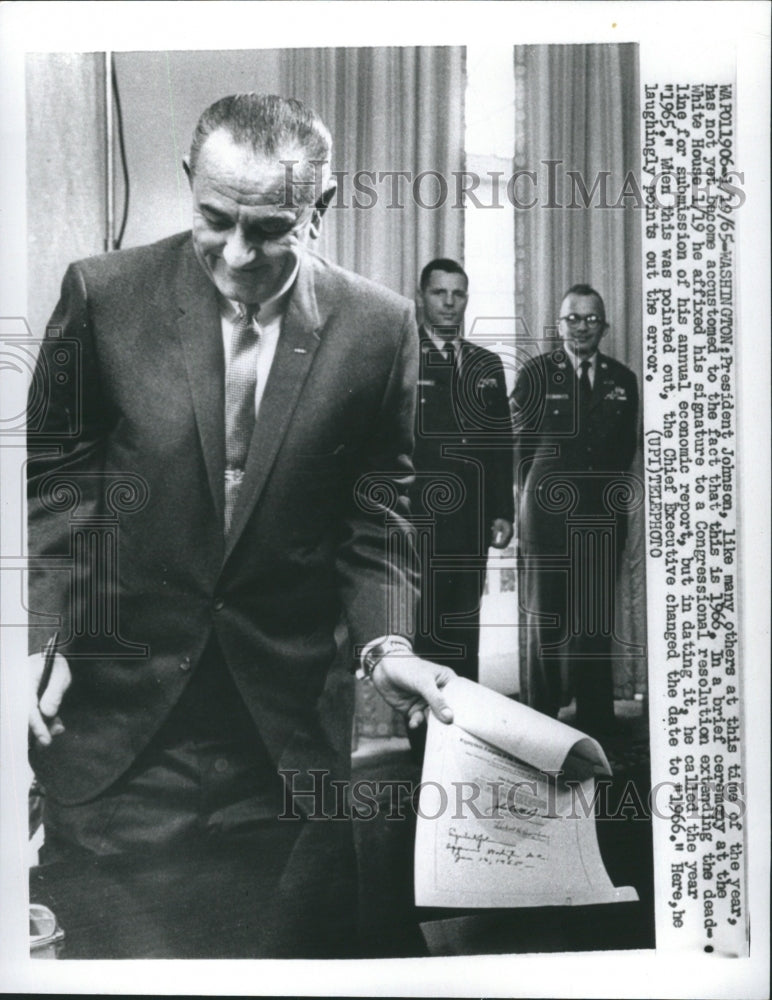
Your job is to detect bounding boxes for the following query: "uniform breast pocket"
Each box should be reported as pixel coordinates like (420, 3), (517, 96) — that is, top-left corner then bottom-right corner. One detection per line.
(602, 401), (629, 424)
(541, 395), (574, 435)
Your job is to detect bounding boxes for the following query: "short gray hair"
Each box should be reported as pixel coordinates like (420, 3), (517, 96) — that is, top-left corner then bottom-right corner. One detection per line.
(189, 93), (332, 202)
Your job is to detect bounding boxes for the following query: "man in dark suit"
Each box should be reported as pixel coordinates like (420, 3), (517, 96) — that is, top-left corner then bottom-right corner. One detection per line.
(511, 284), (639, 737)
(26, 94), (454, 958)
(410, 259), (514, 682)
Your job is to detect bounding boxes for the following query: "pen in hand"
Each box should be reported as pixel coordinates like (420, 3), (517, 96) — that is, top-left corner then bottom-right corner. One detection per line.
(37, 631), (59, 705)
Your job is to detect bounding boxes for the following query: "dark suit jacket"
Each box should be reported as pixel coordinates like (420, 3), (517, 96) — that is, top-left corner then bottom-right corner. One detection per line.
(511, 349), (639, 554)
(27, 232), (419, 805)
(410, 328), (514, 553)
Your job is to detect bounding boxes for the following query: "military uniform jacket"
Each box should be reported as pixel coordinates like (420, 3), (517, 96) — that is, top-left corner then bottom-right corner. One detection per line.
(511, 348), (639, 553)
(410, 329), (514, 553)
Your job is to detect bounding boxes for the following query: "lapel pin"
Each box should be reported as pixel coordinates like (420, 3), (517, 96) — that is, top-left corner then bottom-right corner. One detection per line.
(293, 347), (308, 354)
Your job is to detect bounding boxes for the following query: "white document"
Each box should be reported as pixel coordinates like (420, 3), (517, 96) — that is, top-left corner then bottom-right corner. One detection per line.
(415, 678), (638, 908)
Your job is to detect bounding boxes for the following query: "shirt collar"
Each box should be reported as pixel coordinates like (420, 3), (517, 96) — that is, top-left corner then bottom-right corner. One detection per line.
(424, 325), (463, 353)
(219, 258), (300, 326)
(564, 344), (598, 371)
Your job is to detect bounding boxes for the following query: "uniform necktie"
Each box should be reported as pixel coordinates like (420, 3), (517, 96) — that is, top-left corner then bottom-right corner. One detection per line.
(578, 358), (592, 408)
(224, 305), (259, 533)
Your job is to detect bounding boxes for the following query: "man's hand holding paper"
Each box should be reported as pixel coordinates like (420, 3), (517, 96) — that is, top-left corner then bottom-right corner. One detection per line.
(414, 677), (638, 909)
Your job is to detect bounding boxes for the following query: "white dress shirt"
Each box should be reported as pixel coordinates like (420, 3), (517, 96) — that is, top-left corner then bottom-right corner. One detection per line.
(564, 346), (598, 387)
(428, 328), (463, 359)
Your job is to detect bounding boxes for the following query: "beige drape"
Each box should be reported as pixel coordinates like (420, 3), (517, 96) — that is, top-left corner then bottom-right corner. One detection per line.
(280, 46), (465, 298)
(513, 44), (646, 698)
(514, 44), (641, 361)
(26, 53), (107, 342)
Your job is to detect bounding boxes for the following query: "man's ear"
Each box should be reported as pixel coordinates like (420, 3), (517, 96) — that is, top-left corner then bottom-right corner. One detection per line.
(309, 184), (337, 238)
(182, 157), (193, 188)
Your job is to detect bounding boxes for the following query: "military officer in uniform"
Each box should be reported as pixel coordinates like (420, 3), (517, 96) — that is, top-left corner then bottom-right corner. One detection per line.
(511, 284), (639, 736)
(411, 259), (514, 682)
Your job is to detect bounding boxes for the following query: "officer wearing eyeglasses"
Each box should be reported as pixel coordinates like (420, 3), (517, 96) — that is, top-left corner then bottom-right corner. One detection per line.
(510, 284), (639, 737)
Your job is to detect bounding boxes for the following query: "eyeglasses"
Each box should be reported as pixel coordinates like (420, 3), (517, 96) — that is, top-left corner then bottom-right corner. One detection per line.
(560, 314), (605, 329)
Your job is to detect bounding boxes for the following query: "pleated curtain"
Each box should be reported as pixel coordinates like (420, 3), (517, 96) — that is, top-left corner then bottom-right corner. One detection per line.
(280, 46), (465, 298)
(514, 43), (646, 698)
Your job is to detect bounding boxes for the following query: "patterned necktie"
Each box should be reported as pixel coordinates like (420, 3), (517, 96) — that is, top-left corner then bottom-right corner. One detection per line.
(578, 358), (592, 409)
(224, 305), (259, 533)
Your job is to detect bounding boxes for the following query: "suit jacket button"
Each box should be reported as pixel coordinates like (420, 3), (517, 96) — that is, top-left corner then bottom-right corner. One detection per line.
(179, 658), (191, 672)
(213, 598), (225, 612)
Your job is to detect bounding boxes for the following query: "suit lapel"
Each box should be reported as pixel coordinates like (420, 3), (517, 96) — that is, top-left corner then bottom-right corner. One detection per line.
(224, 254), (323, 557)
(419, 326), (444, 365)
(562, 353), (580, 407)
(173, 242), (226, 527)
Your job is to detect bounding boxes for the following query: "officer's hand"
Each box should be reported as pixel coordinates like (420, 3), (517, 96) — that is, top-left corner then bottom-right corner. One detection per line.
(29, 652), (71, 747)
(490, 518), (513, 548)
(371, 652), (455, 730)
